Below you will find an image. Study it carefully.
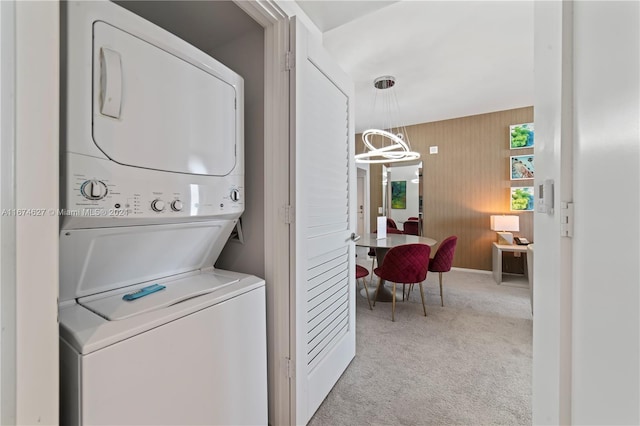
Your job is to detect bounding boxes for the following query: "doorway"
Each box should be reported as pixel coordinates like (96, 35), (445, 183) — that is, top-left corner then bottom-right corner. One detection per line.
(382, 161), (422, 232)
(356, 164), (371, 235)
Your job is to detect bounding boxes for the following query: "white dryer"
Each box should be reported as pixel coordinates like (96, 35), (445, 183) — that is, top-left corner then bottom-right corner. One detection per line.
(59, 2), (266, 424)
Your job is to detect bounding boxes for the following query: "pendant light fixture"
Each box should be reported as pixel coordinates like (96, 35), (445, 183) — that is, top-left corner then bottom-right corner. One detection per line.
(355, 76), (420, 164)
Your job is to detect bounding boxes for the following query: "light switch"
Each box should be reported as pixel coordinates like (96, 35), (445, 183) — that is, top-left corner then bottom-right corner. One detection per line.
(429, 146), (438, 154)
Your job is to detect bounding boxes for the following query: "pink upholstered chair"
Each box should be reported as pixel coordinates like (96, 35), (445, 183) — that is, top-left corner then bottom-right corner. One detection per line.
(403, 220), (420, 236)
(386, 227), (404, 235)
(428, 236), (458, 307)
(373, 243), (431, 321)
(356, 264), (373, 310)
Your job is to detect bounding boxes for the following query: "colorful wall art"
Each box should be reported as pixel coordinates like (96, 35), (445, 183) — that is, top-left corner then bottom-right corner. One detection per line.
(510, 187), (534, 211)
(509, 123), (534, 149)
(510, 155), (534, 180)
(391, 181), (407, 209)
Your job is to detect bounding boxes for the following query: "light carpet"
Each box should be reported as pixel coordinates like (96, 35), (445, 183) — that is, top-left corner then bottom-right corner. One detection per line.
(308, 254), (532, 426)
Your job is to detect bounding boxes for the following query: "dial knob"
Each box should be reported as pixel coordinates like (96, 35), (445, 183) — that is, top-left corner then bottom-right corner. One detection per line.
(171, 200), (183, 212)
(80, 180), (108, 200)
(151, 199), (165, 212)
(230, 189), (240, 202)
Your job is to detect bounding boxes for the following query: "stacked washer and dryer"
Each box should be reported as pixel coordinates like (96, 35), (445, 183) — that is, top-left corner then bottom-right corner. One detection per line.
(58, 2), (267, 424)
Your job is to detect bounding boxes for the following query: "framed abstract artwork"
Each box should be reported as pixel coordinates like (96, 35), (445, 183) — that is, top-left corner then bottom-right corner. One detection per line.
(509, 123), (534, 149)
(391, 181), (407, 209)
(510, 154), (534, 180)
(510, 187), (534, 211)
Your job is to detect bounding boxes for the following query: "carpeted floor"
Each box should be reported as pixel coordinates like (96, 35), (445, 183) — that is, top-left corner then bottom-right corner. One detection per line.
(308, 250), (532, 426)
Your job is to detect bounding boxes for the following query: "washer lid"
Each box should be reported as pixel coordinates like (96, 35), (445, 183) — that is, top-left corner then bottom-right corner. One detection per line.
(78, 271), (239, 321)
(59, 220), (236, 303)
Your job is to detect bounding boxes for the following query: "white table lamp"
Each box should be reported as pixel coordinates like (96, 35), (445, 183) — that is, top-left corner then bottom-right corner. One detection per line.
(490, 215), (519, 245)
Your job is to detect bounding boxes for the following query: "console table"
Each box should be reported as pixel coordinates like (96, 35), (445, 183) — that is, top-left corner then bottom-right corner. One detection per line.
(492, 242), (529, 285)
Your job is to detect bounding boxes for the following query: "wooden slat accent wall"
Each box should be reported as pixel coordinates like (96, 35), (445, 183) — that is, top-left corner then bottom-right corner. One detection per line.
(361, 106), (534, 271)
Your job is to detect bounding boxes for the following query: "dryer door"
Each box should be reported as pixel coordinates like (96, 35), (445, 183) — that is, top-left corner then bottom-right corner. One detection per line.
(92, 21), (239, 176)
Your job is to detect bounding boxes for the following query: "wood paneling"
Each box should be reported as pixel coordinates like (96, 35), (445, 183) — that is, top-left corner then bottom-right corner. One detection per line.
(360, 107), (534, 271)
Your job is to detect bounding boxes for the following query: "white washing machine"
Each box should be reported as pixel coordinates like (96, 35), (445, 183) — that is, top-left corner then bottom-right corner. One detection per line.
(59, 2), (267, 424)
(59, 259), (267, 425)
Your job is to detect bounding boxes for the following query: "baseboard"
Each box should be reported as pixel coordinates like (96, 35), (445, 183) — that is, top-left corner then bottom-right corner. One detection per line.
(450, 267), (492, 275)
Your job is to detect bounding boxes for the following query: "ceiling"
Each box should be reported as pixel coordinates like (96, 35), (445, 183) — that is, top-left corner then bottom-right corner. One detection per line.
(296, 1), (534, 132)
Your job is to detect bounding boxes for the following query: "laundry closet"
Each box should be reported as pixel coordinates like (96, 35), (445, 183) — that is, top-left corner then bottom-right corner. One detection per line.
(58, 1), (267, 424)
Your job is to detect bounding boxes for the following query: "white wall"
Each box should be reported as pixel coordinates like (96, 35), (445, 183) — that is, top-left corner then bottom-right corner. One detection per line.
(571, 2), (639, 423)
(213, 27), (266, 279)
(534, 1), (640, 424)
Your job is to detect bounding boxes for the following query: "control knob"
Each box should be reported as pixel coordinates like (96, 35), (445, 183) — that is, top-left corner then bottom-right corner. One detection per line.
(171, 200), (183, 212)
(80, 179), (108, 200)
(230, 189), (240, 202)
(151, 199), (165, 212)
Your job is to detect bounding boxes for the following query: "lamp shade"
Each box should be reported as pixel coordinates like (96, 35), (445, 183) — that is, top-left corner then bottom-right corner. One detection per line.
(490, 215), (519, 232)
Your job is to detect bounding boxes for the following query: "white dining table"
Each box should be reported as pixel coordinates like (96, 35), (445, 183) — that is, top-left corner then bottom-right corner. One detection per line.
(356, 233), (437, 302)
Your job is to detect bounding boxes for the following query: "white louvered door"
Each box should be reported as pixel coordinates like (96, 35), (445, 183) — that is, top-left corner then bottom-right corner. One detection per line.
(290, 18), (356, 425)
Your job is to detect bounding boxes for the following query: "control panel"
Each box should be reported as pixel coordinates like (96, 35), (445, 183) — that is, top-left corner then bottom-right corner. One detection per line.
(63, 153), (243, 224)
(72, 176), (242, 217)
(60, 152), (244, 231)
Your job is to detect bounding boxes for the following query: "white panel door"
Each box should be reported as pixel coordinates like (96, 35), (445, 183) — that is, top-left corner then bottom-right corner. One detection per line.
(290, 17), (356, 425)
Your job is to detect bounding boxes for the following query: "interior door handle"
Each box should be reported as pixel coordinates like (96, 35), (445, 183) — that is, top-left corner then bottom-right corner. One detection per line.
(350, 232), (361, 242)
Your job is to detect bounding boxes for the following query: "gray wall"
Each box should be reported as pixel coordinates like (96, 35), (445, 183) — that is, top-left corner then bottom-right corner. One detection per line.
(213, 28), (266, 279)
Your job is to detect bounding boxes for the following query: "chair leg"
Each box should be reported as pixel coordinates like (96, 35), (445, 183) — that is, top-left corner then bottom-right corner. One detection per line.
(418, 282), (427, 317)
(362, 277), (373, 310)
(373, 278), (383, 307)
(392, 282), (396, 321)
(369, 257), (377, 288)
(439, 272), (444, 307)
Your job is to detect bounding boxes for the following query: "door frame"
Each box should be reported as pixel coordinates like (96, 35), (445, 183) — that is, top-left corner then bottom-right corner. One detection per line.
(532, 2), (573, 423)
(232, 2), (291, 425)
(1, 2), (60, 423)
(238, 6), (355, 422)
(0, 1), (17, 422)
